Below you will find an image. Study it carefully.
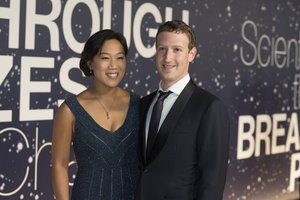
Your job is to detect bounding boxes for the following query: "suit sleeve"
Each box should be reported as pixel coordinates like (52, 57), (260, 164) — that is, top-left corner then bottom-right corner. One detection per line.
(196, 99), (230, 200)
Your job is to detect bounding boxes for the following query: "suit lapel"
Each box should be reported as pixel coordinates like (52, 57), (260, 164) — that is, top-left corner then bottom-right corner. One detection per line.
(147, 81), (196, 164)
(140, 92), (157, 165)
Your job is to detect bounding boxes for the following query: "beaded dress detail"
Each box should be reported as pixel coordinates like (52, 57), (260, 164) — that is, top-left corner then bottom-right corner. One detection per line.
(65, 93), (140, 200)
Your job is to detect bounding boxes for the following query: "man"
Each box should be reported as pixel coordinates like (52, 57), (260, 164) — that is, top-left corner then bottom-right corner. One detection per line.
(137, 20), (230, 200)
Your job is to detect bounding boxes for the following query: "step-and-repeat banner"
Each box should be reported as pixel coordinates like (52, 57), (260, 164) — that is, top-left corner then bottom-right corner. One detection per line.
(0, 0), (299, 199)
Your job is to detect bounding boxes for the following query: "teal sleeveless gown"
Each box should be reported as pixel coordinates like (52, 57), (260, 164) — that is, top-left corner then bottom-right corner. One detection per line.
(65, 93), (140, 200)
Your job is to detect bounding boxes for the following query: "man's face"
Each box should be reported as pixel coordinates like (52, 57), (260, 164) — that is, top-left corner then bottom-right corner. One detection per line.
(155, 31), (196, 90)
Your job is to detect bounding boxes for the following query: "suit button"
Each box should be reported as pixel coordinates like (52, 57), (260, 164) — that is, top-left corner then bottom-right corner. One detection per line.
(144, 168), (149, 173)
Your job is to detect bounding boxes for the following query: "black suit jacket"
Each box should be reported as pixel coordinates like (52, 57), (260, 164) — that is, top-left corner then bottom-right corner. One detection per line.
(136, 80), (230, 200)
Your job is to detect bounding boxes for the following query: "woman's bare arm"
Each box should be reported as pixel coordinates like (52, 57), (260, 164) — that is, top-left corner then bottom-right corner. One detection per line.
(51, 103), (74, 200)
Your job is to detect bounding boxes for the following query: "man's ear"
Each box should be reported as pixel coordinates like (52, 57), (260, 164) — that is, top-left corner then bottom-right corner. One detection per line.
(188, 47), (197, 62)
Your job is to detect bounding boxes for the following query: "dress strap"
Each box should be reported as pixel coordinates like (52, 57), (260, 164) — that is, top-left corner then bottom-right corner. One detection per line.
(64, 95), (85, 120)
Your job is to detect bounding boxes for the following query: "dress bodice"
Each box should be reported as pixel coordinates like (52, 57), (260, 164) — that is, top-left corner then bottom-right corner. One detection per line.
(65, 93), (140, 200)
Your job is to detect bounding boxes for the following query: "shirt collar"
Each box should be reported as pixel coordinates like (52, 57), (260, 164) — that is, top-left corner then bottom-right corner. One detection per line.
(158, 74), (191, 95)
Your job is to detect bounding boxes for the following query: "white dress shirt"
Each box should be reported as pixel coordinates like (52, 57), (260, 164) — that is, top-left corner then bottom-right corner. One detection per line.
(145, 74), (191, 144)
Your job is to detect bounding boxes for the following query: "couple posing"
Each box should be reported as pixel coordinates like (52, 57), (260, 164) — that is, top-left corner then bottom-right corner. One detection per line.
(51, 20), (230, 200)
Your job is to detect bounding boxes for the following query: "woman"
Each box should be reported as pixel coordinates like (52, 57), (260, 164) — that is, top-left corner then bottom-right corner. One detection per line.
(51, 30), (140, 200)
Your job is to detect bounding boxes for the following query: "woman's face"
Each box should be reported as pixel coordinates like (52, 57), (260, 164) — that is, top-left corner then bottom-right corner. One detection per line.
(89, 39), (126, 88)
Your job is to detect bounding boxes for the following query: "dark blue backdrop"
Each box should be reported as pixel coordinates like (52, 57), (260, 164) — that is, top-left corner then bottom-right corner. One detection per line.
(0, 0), (299, 199)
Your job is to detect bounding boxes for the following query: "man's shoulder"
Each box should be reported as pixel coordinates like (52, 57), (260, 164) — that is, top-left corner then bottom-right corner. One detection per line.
(192, 85), (220, 101)
(142, 90), (156, 98)
(192, 86), (228, 113)
(140, 91), (156, 104)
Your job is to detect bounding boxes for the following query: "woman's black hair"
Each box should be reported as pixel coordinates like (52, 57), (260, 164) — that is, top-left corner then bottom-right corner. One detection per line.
(79, 29), (128, 76)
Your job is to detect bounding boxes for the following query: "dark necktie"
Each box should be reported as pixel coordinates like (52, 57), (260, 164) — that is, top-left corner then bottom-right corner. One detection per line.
(146, 91), (172, 160)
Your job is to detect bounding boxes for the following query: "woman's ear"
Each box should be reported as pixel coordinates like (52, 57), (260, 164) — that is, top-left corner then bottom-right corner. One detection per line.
(87, 61), (92, 69)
